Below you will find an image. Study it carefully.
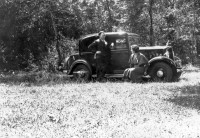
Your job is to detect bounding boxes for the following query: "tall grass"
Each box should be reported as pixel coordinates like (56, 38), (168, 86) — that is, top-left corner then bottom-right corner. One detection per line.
(0, 71), (71, 86)
(0, 65), (200, 137)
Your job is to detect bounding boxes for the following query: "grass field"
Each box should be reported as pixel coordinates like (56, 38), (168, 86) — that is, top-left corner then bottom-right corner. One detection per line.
(0, 65), (200, 138)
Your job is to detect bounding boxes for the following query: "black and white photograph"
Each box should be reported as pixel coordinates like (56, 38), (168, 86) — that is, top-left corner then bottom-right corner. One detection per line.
(0, 0), (200, 137)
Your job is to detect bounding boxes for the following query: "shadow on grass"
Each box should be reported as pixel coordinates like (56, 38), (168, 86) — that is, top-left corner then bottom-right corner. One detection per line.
(183, 64), (200, 73)
(167, 84), (200, 110)
(0, 73), (151, 85)
(0, 72), (126, 86)
(0, 72), (71, 86)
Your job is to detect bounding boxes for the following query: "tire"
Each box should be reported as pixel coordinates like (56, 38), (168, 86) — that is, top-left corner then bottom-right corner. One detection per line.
(149, 62), (173, 82)
(172, 71), (182, 81)
(176, 72), (182, 79)
(73, 64), (91, 82)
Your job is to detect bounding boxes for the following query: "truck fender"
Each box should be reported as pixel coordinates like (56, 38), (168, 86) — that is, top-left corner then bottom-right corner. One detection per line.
(147, 56), (176, 73)
(68, 59), (92, 75)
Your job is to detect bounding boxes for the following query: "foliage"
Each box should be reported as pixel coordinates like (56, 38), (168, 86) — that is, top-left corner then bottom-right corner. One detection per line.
(0, 0), (200, 71)
(0, 0), (80, 71)
(172, 37), (195, 64)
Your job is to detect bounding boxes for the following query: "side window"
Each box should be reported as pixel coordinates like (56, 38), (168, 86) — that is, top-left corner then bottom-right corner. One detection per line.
(115, 38), (127, 50)
(80, 36), (98, 52)
(105, 36), (115, 50)
(106, 36), (127, 50)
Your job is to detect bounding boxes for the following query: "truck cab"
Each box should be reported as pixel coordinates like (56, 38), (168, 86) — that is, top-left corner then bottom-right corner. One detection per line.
(63, 32), (182, 82)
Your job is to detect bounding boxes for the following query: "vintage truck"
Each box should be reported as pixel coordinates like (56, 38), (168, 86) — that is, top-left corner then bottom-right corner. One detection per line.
(62, 32), (182, 82)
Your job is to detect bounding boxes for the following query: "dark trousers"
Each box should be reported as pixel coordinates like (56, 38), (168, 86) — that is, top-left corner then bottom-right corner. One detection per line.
(96, 57), (108, 81)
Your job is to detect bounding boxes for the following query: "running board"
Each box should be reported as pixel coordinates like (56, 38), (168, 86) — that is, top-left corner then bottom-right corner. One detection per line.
(92, 74), (124, 78)
(64, 74), (123, 78)
(64, 73), (150, 79)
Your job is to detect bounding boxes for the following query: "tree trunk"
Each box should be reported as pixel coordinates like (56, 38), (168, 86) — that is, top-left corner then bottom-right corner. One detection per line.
(149, 0), (154, 46)
(105, 0), (113, 31)
(192, 0), (198, 63)
(50, 11), (62, 67)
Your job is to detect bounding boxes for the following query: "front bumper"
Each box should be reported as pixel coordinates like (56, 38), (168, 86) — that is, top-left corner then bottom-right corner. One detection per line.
(175, 68), (183, 79)
(177, 68), (183, 73)
(63, 70), (69, 74)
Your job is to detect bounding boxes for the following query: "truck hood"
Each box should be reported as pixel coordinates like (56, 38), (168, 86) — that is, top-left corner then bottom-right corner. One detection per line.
(140, 46), (171, 50)
(70, 52), (79, 56)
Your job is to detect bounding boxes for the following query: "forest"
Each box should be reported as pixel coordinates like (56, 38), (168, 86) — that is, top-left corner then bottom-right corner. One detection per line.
(0, 0), (200, 72)
(1, 1), (200, 137)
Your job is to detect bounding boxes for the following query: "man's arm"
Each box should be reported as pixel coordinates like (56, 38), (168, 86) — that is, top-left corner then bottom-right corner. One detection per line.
(138, 54), (149, 75)
(88, 40), (98, 53)
(129, 54), (134, 68)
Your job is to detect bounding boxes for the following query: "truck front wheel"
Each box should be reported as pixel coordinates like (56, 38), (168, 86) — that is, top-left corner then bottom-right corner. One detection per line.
(149, 62), (173, 82)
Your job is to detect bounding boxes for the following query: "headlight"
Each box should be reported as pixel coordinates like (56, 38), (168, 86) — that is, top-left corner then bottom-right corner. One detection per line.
(64, 57), (69, 63)
(164, 47), (174, 59)
(63, 57), (70, 69)
(164, 51), (170, 58)
(174, 56), (182, 68)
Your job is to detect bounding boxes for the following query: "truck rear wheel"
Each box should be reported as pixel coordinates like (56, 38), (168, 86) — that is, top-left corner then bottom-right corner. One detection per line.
(73, 64), (91, 82)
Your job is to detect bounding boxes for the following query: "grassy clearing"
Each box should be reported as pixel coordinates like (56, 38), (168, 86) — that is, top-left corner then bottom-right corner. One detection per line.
(0, 65), (200, 138)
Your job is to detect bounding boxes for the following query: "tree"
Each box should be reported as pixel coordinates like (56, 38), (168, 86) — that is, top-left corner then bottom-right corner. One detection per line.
(125, 0), (148, 45)
(0, 0), (82, 71)
(1, 0), (200, 71)
(149, 0), (154, 46)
